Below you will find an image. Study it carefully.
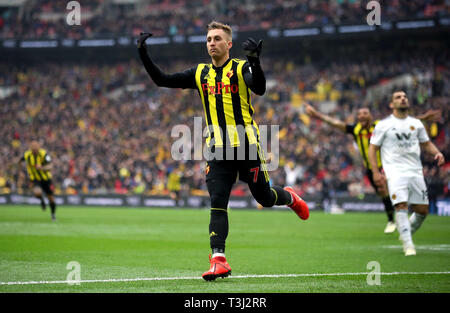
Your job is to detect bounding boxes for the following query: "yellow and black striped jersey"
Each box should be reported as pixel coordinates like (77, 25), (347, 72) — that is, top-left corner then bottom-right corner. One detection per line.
(346, 121), (382, 170)
(195, 58), (260, 148)
(21, 149), (52, 181)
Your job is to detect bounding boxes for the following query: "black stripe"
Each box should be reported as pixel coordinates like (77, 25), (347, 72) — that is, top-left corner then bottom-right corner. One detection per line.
(200, 65), (214, 142)
(358, 132), (370, 168)
(214, 68), (229, 147)
(230, 61), (245, 127)
(30, 153), (44, 181)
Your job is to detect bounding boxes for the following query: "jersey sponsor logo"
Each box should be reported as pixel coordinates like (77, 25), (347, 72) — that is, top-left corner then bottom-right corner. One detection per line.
(395, 132), (411, 140)
(201, 82), (239, 95)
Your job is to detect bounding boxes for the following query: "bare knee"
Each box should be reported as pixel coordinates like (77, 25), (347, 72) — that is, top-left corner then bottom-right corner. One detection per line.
(33, 188), (42, 198)
(412, 204), (429, 216)
(394, 202), (408, 211)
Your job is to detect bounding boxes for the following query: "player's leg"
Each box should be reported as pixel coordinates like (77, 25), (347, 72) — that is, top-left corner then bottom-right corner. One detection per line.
(387, 177), (415, 255)
(242, 159), (309, 220)
(408, 176), (430, 236)
(410, 204), (428, 235)
(367, 169), (395, 233)
(42, 180), (56, 221)
(202, 161), (234, 281)
(32, 181), (46, 211)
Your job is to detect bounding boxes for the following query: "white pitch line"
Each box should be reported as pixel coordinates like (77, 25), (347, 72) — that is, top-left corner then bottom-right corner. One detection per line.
(1, 271), (449, 286)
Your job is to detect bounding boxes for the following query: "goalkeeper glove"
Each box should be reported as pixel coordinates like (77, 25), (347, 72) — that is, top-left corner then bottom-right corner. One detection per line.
(137, 32), (153, 49)
(242, 37), (263, 58)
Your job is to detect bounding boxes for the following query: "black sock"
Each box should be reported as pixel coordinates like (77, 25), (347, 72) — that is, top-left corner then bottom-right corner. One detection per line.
(272, 186), (293, 206)
(50, 201), (56, 215)
(36, 196), (45, 209)
(209, 210), (228, 254)
(382, 196), (394, 222)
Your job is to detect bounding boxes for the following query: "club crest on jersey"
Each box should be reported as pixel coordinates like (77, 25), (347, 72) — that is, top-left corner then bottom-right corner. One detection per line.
(410, 126), (415, 131)
(226, 70), (234, 78)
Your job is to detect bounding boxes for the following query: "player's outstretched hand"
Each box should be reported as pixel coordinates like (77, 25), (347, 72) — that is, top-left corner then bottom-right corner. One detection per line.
(242, 37), (263, 58)
(305, 104), (317, 117)
(373, 171), (386, 189)
(137, 32), (153, 49)
(421, 109), (441, 122)
(434, 152), (445, 166)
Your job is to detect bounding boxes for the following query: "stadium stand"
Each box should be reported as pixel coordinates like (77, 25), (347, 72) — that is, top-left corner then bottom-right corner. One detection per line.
(0, 0), (448, 206)
(1, 0), (449, 39)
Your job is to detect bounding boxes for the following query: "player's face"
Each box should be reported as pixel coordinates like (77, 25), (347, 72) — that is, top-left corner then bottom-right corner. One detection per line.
(357, 108), (372, 128)
(391, 91), (409, 111)
(30, 141), (40, 154)
(206, 29), (232, 59)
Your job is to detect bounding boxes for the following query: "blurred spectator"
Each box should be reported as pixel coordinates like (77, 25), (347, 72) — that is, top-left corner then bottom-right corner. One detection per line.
(0, 41), (448, 199)
(1, 0), (449, 39)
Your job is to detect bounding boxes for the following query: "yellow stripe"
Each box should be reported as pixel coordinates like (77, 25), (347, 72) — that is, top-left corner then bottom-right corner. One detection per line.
(257, 143), (270, 182)
(211, 207), (228, 212)
(24, 151), (35, 180)
(196, 64), (213, 147)
(38, 150), (48, 180)
(222, 61), (240, 147)
(236, 61), (258, 145)
(206, 69), (224, 147)
(270, 187), (278, 206)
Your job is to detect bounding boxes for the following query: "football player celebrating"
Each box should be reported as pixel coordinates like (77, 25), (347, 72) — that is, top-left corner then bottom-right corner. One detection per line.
(137, 22), (309, 280)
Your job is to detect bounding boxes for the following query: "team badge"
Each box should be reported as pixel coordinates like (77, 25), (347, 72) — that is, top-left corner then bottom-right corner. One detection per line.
(410, 126), (415, 130)
(226, 70), (234, 78)
(392, 194), (396, 200)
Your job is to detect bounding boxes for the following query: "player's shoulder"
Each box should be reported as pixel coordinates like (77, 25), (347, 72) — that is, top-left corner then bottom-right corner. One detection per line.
(196, 63), (211, 70)
(407, 115), (423, 125)
(374, 115), (394, 128)
(231, 58), (246, 63)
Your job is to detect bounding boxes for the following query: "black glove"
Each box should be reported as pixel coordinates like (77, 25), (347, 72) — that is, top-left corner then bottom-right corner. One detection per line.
(137, 32), (153, 49)
(242, 37), (263, 58)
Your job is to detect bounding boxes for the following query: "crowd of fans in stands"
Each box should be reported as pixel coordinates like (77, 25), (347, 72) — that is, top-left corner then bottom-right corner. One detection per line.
(0, 0), (449, 39)
(1, 43), (448, 200)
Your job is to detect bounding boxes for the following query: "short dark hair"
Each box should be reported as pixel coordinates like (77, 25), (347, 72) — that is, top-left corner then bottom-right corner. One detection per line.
(207, 21), (232, 39)
(391, 90), (406, 101)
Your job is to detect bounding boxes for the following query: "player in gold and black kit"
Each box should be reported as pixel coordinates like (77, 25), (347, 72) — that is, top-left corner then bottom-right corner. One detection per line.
(138, 21), (309, 280)
(19, 141), (57, 221)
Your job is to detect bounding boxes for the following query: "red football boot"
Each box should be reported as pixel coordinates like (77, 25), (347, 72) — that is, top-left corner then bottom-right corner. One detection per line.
(202, 254), (232, 281)
(284, 186), (309, 220)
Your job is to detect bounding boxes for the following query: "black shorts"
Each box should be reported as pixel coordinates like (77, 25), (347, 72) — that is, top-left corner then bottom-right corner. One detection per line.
(32, 180), (54, 195)
(206, 159), (269, 185)
(205, 143), (270, 183)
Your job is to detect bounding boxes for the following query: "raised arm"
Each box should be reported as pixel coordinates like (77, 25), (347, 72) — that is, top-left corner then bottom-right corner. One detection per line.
(137, 32), (196, 89)
(416, 109), (441, 123)
(420, 140), (445, 166)
(305, 104), (347, 132)
(242, 38), (265, 96)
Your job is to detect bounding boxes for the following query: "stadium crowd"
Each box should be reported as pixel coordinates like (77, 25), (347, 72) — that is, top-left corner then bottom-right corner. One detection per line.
(1, 43), (448, 200)
(1, 0), (449, 39)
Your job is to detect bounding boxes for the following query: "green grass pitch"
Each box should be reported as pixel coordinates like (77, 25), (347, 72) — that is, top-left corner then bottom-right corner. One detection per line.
(0, 205), (449, 293)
